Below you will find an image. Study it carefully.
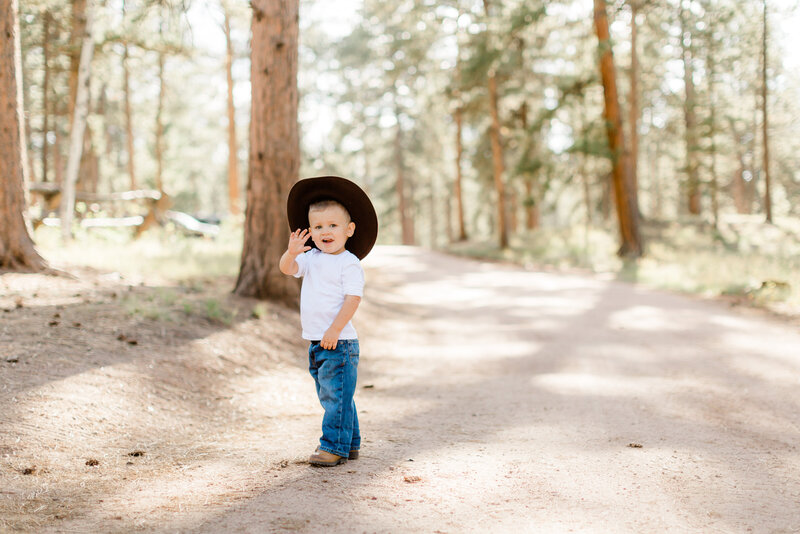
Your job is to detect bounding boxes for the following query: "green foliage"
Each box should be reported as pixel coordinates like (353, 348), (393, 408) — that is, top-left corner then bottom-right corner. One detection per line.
(17, 0), (800, 253)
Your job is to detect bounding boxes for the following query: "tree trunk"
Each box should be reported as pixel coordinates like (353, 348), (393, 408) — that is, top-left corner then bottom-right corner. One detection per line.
(707, 20), (720, 229)
(628, 0), (640, 209)
(41, 11), (52, 183)
(680, 2), (701, 216)
(60, 0), (94, 242)
(483, 0), (508, 249)
(53, 127), (64, 186)
(224, 7), (241, 216)
(453, 104), (467, 241)
(761, 0), (772, 223)
(154, 51), (165, 194)
(394, 104), (415, 245)
(0, 0), (48, 271)
(524, 179), (539, 230)
(121, 0), (136, 190)
(123, 44), (136, 189)
(428, 178), (437, 249)
(577, 96), (593, 225)
(488, 71), (508, 249)
(68, 0), (86, 128)
(234, 0), (301, 305)
(593, 0), (643, 257)
(66, 0), (98, 198)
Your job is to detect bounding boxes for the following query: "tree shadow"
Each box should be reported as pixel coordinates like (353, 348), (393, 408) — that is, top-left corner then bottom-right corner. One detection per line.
(190, 247), (800, 533)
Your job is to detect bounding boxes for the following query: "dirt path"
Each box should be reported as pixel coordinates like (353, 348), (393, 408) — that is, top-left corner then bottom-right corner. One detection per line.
(3, 246), (800, 533)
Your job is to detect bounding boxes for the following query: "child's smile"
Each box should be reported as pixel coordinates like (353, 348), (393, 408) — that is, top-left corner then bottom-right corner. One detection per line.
(308, 206), (356, 255)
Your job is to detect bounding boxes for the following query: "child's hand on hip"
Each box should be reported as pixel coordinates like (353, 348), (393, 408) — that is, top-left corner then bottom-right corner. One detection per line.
(320, 327), (340, 350)
(287, 229), (311, 256)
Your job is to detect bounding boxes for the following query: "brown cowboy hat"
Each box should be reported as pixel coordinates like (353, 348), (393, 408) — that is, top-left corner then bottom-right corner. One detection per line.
(287, 176), (378, 260)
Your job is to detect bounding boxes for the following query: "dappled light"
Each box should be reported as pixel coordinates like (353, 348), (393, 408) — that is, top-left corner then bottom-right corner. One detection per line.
(3, 0), (800, 529)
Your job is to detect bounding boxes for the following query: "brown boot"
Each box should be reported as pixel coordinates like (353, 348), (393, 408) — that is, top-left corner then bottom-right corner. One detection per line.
(309, 450), (347, 467)
(315, 447), (359, 461)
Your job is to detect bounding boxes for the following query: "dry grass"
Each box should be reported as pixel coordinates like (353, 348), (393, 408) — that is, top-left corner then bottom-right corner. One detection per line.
(446, 214), (800, 317)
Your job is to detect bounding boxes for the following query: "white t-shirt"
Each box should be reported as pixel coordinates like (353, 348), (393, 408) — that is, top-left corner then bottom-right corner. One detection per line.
(293, 248), (364, 341)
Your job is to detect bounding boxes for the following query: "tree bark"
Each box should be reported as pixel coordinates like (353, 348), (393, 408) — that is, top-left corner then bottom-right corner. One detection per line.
(41, 11), (52, 183)
(155, 51), (165, 194)
(394, 103), (415, 245)
(628, 0), (640, 208)
(488, 71), (508, 249)
(121, 0), (136, 190)
(60, 0), (94, 242)
(680, 2), (701, 216)
(0, 0), (48, 271)
(234, 0), (301, 305)
(707, 18), (720, 229)
(593, 0), (643, 257)
(761, 0), (772, 223)
(123, 45), (136, 189)
(453, 104), (467, 241)
(483, 0), (508, 249)
(223, 6), (241, 216)
(579, 96), (593, 226)
(67, 0), (86, 128)
(524, 179), (539, 230)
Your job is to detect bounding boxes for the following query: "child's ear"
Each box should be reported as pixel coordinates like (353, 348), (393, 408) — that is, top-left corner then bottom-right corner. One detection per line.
(346, 221), (356, 237)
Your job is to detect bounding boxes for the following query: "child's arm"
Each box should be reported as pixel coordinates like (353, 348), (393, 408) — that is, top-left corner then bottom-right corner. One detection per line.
(279, 229), (311, 275)
(320, 295), (361, 350)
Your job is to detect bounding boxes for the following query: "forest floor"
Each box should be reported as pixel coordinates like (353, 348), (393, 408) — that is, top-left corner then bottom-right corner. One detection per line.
(2, 245), (800, 533)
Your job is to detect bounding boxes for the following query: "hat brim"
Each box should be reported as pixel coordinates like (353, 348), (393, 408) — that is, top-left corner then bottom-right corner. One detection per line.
(287, 176), (378, 260)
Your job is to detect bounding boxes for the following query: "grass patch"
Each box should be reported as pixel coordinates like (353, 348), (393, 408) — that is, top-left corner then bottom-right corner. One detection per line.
(35, 223), (242, 284)
(447, 214), (800, 313)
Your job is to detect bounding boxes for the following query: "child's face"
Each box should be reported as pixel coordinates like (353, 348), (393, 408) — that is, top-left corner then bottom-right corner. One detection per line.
(308, 205), (355, 255)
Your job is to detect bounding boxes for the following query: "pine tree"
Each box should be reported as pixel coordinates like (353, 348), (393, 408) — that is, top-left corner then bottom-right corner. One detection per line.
(234, 0), (301, 304)
(0, 0), (48, 271)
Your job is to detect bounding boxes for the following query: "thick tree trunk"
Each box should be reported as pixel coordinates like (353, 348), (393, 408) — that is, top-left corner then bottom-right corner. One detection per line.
(593, 0), (642, 257)
(488, 71), (508, 249)
(761, 0), (772, 223)
(224, 8), (241, 216)
(61, 0), (94, 242)
(680, 3), (701, 216)
(234, 0), (301, 305)
(0, 0), (48, 271)
(453, 104), (467, 241)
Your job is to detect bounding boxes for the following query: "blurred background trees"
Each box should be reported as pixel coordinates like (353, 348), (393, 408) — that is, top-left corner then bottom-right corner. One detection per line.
(12, 0), (800, 258)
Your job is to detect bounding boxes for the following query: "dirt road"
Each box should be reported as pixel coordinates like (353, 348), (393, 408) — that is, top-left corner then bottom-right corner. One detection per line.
(198, 247), (800, 533)
(3, 246), (800, 533)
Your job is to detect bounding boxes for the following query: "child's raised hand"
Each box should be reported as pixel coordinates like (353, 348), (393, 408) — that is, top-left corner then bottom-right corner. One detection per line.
(287, 229), (312, 256)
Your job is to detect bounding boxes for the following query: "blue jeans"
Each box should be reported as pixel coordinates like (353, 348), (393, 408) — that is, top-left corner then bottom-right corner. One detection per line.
(308, 339), (360, 457)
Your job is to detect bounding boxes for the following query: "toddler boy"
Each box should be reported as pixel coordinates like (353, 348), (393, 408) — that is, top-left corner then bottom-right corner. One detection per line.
(279, 176), (378, 467)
